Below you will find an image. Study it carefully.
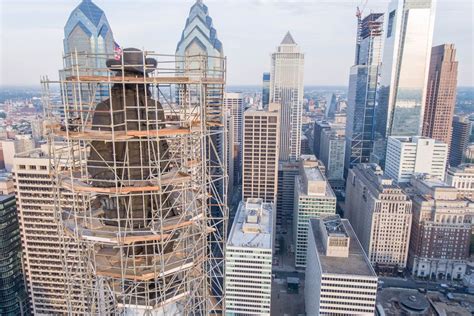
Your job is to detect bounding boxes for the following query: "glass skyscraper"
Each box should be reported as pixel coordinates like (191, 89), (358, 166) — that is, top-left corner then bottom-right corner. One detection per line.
(176, 0), (224, 74)
(270, 32), (305, 162)
(262, 72), (270, 107)
(373, 0), (436, 162)
(0, 195), (29, 315)
(345, 13), (384, 171)
(64, 0), (115, 65)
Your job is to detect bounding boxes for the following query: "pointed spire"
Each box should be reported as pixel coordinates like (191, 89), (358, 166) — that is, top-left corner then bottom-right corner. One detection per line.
(196, 0), (203, 4)
(281, 31), (296, 45)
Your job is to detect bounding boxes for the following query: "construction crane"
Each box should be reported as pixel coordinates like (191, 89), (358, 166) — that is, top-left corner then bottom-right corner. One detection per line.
(354, 0), (369, 64)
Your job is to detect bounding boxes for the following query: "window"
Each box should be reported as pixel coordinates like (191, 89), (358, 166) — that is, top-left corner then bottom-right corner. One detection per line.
(387, 10), (396, 38)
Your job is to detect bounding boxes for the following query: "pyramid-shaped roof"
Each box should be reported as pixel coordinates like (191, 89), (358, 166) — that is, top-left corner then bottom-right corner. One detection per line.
(281, 31), (296, 45)
(77, 0), (104, 26)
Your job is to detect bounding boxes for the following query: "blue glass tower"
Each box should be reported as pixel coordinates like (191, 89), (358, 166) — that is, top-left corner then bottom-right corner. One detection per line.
(345, 13), (384, 172)
(64, 0), (115, 61)
(0, 195), (30, 315)
(262, 72), (270, 107)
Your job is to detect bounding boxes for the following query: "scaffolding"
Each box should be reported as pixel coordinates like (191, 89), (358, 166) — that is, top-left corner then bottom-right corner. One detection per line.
(42, 49), (227, 315)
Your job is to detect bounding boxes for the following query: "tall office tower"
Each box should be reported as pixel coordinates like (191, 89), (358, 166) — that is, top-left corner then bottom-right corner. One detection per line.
(42, 48), (227, 314)
(422, 44), (458, 148)
(294, 160), (336, 268)
(346, 164), (412, 269)
(346, 13), (384, 172)
(262, 72), (270, 107)
(446, 164), (474, 200)
(0, 195), (29, 315)
(385, 136), (448, 183)
(305, 216), (378, 315)
(320, 127), (346, 181)
(63, 0), (115, 102)
(224, 92), (244, 184)
(13, 148), (85, 314)
(270, 32), (304, 162)
(242, 104), (280, 203)
(326, 93), (340, 119)
(225, 110), (235, 197)
(313, 120), (331, 158)
(224, 199), (273, 315)
(407, 175), (473, 280)
(176, 0), (224, 74)
(450, 116), (471, 167)
(373, 0), (436, 163)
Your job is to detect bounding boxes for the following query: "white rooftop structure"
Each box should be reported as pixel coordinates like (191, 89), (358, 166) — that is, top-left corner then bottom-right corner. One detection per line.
(227, 198), (273, 249)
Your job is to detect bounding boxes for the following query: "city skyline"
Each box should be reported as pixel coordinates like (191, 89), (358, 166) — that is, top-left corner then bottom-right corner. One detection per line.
(1, 0), (473, 87)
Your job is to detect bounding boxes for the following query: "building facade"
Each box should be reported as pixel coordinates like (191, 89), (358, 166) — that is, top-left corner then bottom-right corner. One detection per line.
(373, 0), (436, 162)
(294, 160), (336, 267)
(13, 148), (85, 314)
(225, 92), (244, 184)
(242, 104), (280, 203)
(346, 164), (412, 269)
(0, 195), (30, 315)
(385, 136), (448, 183)
(225, 199), (273, 315)
(262, 72), (270, 107)
(450, 116), (471, 167)
(446, 164), (474, 200)
(305, 216), (378, 315)
(346, 13), (384, 171)
(313, 120), (331, 159)
(270, 32), (304, 162)
(422, 44), (458, 148)
(320, 127), (346, 181)
(408, 176), (473, 280)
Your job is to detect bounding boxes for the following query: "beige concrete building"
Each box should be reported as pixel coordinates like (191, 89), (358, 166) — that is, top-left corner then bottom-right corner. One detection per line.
(0, 173), (14, 194)
(407, 175), (473, 280)
(346, 164), (412, 269)
(446, 164), (474, 200)
(13, 147), (85, 314)
(242, 104), (280, 203)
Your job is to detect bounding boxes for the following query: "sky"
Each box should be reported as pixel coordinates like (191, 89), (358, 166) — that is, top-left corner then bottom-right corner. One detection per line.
(0, 0), (473, 87)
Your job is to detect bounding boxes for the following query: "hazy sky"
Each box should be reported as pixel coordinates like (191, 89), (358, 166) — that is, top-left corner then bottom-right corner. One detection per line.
(1, 0), (473, 87)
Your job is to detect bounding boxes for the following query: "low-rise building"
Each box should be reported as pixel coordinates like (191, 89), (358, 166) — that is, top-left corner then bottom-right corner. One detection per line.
(305, 215), (378, 315)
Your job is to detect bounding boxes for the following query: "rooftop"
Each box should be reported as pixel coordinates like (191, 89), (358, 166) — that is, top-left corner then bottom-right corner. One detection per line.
(227, 199), (273, 249)
(310, 217), (376, 277)
(281, 31), (296, 45)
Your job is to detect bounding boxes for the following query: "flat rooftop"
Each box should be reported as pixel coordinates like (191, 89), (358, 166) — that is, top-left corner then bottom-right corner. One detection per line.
(227, 199), (273, 249)
(310, 218), (376, 277)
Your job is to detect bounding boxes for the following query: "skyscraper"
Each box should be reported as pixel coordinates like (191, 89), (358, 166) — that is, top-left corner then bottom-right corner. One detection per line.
(313, 120), (331, 158)
(373, 0), (436, 162)
(262, 72), (270, 107)
(0, 195), (29, 315)
(346, 164), (412, 270)
(346, 13), (384, 171)
(14, 148), (85, 314)
(422, 44), (458, 147)
(270, 32), (304, 162)
(320, 127), (346, 181)
(224, 92), (244, 184)
(176, 0), (224, 73)
(63, 0), (115, 101)
(242, 104), (280, 203)
(450, 116), (471, 167)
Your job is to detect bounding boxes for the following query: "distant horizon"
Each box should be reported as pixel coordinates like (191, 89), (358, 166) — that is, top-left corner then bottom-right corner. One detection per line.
(1, 0), (473, 86)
